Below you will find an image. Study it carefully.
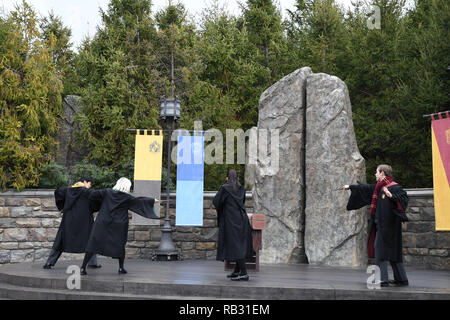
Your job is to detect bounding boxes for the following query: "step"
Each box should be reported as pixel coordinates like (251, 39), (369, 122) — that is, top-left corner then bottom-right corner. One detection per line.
(0, 282), (234, 300)
(1, 260), (449, 300)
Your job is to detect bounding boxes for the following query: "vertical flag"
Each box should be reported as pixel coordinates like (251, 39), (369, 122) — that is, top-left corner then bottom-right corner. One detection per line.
(175, 132), (204, 226)
(431, 112), (450, 230)
(133, 130), (163, 225)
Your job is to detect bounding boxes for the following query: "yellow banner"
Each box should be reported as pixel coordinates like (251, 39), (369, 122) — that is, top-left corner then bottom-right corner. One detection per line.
(134, 131), (163, 181)
(432, 127), (450, 231)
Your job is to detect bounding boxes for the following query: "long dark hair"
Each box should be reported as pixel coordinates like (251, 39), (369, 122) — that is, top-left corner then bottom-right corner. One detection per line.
(227, 169), (240, 191)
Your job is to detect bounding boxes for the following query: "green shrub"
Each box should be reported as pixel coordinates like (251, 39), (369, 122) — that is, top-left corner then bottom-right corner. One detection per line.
(38, 163), (69, 189)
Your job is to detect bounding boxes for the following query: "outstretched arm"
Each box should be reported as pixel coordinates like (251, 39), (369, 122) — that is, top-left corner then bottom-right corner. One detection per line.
(128, 196), (159, 219)
(344, 184), (376, 211)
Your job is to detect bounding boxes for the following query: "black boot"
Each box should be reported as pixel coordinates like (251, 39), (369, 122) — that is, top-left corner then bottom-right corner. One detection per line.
(227, 261), (240, 278)
(80, 252), (93, 276)
(231, 259), (249, 281)
(118, 257), (127, 274)
(231, 274), (249, 281)
(118, 268), (127, 274)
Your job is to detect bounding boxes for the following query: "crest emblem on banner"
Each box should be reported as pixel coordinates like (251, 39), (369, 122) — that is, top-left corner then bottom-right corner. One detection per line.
(149, 141), (161, 153)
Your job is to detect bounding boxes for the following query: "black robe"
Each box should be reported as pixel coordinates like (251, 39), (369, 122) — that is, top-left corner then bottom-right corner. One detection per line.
(53, 186), (98, 253)
(346, 183), (409, 262)
(85, 189), (158, 259)
(213, 183), (253, 261)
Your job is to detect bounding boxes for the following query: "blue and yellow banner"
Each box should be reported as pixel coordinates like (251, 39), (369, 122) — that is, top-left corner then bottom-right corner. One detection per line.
(132, 130), (163, 225)
(175, 133), (204, 226)
(431, 113), (450, 231)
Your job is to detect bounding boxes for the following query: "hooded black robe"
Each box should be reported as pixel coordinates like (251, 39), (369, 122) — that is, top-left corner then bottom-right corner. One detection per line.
(53, 186), (98, 253)
(213, 183), (253, 261)
(85, 189), (158, 259)
(346, 183), (409, 262)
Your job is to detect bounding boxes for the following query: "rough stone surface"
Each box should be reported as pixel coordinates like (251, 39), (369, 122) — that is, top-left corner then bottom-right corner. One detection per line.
(244, 126), (257, 190)
(253, 67), (312, 263)
(54, 95), (88, 167)
(305, 73), (367, 267)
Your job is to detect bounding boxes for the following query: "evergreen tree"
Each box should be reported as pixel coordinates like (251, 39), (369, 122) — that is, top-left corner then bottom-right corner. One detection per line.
(39, 10), (75, 95)
(285, 0), (348, 75)
(74, 0), (160, 169)
(0, 1), (63, 190)
(242, 0), (287, 84)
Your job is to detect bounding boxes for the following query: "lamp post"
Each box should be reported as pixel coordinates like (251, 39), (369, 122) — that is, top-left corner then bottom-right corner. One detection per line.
(152, 96), (181, 261)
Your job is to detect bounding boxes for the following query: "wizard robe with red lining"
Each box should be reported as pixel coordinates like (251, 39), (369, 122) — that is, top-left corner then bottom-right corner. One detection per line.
(346, 183), (408, 262)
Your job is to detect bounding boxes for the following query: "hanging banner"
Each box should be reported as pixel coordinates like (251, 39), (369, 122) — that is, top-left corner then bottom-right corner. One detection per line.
(175, 132), (204, 226)
(431, 113), (450, 231)
(132, 130), (163, 225)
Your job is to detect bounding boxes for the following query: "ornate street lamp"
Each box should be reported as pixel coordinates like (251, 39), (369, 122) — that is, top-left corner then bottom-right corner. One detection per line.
(152, 95), (181, 261)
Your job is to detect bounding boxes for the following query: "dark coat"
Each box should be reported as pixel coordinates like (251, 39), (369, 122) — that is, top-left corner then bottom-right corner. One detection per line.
(86, 189), (158, 259)
(53, 186), (98, 253)
(346, 183), (409, 262)
(213, 183), (253, 261)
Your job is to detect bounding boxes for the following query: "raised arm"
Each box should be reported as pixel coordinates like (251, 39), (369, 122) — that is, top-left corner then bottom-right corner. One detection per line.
(344, 184), (376, 211)
(128, 196), (159, 220)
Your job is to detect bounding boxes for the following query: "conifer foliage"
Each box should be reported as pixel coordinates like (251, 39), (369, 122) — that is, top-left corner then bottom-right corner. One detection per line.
(0, 0), (448, 190)
(0, 1), (63, 190)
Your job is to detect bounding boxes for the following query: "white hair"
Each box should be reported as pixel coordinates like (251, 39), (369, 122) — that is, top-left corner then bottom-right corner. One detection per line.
(112, 177), (132, 193)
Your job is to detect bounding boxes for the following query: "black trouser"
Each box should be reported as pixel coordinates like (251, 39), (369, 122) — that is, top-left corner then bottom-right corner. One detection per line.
(233, 259), (247, 275)
(81, 252), (123, 270)
(374, 232), (408, 282)
(46, 249), (97, 266)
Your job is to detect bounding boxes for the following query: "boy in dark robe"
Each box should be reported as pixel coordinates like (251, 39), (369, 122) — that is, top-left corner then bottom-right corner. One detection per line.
(343, 164), (409, 287)
(43, 176), (101, 269)
(213, 170), (253, 281)
(80, 177), (159, 275)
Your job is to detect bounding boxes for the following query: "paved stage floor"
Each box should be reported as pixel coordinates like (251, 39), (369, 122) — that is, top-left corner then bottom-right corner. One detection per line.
(0, 258), (449, 300)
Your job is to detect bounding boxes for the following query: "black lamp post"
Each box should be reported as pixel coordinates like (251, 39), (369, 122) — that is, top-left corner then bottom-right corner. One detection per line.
(152, 96), (181, 261)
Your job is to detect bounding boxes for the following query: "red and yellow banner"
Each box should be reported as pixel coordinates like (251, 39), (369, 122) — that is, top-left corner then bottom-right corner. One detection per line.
(431, 112), (450, 230)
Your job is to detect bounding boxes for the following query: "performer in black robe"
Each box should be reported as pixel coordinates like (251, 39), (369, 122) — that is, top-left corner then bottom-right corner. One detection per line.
(213, 170), (253, 281)
(344, 164), (409, 287)
(80, 177), (159, 275)
(43, 176), (101, 269)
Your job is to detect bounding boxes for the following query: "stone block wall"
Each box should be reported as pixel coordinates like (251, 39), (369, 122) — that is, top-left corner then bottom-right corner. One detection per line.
(0, 189), (448, 270)
(0, 190), (253, 264)
(402, 189), (450, 270)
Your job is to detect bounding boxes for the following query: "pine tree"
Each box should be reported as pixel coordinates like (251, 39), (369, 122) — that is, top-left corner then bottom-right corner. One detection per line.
(285, 0), (348, 75)
(0, 0), (63, 190)
(39, 10), (75, 95)
(73, 0), (160, 169)
(242, 0), (287, 84)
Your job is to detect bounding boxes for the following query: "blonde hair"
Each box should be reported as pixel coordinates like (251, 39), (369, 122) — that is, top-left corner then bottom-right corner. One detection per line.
(113, 177), (132, 193)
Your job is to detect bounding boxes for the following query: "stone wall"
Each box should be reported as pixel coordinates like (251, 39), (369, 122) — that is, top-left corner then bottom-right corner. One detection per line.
(0, 189), (448, 270)
(403, 189), (450, 270)
(0, 190), (252, 264)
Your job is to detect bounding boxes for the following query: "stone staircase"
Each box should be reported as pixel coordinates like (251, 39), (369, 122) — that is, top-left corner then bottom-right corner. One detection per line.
(0, 259), (449, 300)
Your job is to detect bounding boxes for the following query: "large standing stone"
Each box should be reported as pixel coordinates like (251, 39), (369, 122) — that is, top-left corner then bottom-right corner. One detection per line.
(244, 127), (257, 190)
(253, 67), (312, 263)
(305, 73), (367, 267)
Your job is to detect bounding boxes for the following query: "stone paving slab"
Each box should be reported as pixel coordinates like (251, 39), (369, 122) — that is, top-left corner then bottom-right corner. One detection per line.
(0, 258), (449, 300)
